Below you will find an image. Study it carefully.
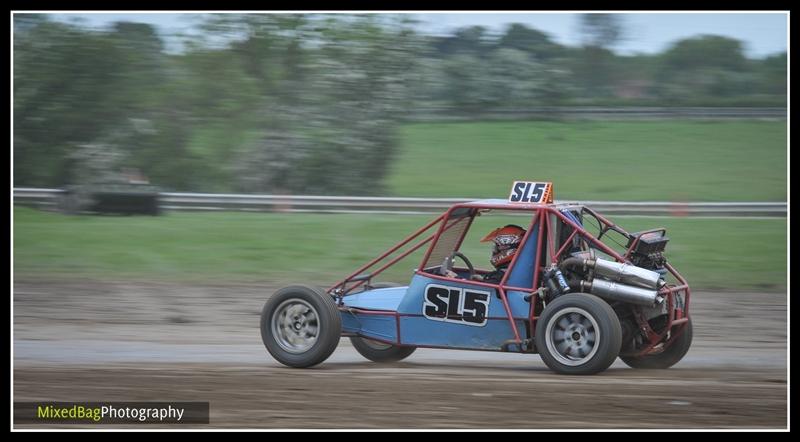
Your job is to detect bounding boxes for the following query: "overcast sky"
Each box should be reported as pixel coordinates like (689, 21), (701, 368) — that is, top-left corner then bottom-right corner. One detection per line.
(41, 12), (789, 58)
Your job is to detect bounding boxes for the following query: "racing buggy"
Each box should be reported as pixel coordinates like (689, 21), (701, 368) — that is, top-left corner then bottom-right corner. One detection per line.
(260, 181), (692, 375)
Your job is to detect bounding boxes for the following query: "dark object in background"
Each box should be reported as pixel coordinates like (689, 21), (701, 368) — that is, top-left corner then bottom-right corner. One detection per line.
(625, 229), (669, 273)
(59, 184), (161, 215)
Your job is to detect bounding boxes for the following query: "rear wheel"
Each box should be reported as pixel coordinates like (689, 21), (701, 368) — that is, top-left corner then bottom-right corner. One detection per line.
(535, 293), (622, 375)
(260, 285), (341, 368)
(350, 336), (416, 362)
(620, 318), (693, 369)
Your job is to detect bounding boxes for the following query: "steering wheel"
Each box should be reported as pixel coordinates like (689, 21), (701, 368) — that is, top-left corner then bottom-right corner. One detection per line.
(440, 251), (476, 280)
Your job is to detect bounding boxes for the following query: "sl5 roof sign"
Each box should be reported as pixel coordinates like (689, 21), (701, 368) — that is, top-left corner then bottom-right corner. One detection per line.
(508, 181), (554, 204)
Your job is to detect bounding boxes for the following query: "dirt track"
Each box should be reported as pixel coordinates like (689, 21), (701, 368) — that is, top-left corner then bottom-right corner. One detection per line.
(13, 279), (788, 429)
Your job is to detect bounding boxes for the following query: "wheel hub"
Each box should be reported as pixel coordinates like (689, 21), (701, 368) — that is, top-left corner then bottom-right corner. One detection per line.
(545, 307), (601, 366)
(271, 299), (320, 354)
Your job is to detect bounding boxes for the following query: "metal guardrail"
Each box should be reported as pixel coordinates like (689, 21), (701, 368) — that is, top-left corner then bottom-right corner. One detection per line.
(405, 106), (788, 122)
(13, 188), (787, 217)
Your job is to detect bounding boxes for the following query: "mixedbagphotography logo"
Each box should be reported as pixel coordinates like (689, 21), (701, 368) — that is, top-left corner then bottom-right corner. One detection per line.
(14, 402), (209, 425)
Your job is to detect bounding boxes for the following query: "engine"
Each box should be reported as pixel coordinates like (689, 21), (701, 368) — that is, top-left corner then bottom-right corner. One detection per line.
(537, 227), (679, 355)
(542, 251), (666, 308)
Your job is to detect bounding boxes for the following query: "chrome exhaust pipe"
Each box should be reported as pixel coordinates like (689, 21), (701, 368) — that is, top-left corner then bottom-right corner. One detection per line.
(561, 256), (663, 290)
(580, 279), (663, 307)
(592, 258), (662, 290)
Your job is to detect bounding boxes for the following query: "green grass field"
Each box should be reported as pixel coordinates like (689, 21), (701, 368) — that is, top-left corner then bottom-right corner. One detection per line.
(388, 120), (787, 201)
(13, 207), (786, 291)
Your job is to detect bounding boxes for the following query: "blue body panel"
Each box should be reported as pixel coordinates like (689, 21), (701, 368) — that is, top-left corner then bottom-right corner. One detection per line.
(396, 274), (530, 317)
(398, 316), (528, 349)
(340, 287), (405, 341)
(396, 274), (529, 349)
(342, 287), (406, 311)
(340, 276), (533, 349)
(340, 311), (398, 342)
(505, 221), (539, 289)
(339, 220), (541, 350)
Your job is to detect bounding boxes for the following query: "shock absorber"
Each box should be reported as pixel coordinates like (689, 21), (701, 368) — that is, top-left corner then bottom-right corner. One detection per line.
(543, 265), (571, 299)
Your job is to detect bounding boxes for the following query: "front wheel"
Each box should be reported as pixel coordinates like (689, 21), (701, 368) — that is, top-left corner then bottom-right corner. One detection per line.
(620, 318), (693, 369)
(260, 285), (341, 368)
(535, 293), (622, 375)
(350, 337), (416, 362)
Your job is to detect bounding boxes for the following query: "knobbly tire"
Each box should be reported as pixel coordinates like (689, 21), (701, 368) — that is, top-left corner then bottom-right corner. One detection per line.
(535, 293), (622, 375)
(350, 336), (416, 362)
(620, 318), (693, 369)
(261, 285), (341, 368)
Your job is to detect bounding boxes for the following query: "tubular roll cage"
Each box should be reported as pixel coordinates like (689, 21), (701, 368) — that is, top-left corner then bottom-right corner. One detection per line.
(328, 202), (691, 356)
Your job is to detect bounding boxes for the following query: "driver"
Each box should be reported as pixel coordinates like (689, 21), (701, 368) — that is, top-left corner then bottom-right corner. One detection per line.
(480, 224), (526, 283)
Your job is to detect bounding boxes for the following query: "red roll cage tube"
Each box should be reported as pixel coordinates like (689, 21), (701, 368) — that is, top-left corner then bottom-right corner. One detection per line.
(328, 202), (690, 357)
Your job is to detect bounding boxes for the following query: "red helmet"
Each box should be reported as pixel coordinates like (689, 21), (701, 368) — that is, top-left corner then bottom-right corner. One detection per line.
(481, 224), (526, 268)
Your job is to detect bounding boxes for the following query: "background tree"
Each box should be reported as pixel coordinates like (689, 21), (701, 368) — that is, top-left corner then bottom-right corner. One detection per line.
(13, 14), (787, 194)
(432, 25), (491, 57)
(577, 13), (626, 97)
(496, 23), (564, 61)
(655, 35), (753, 103)
(755, 52), (787, 96)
